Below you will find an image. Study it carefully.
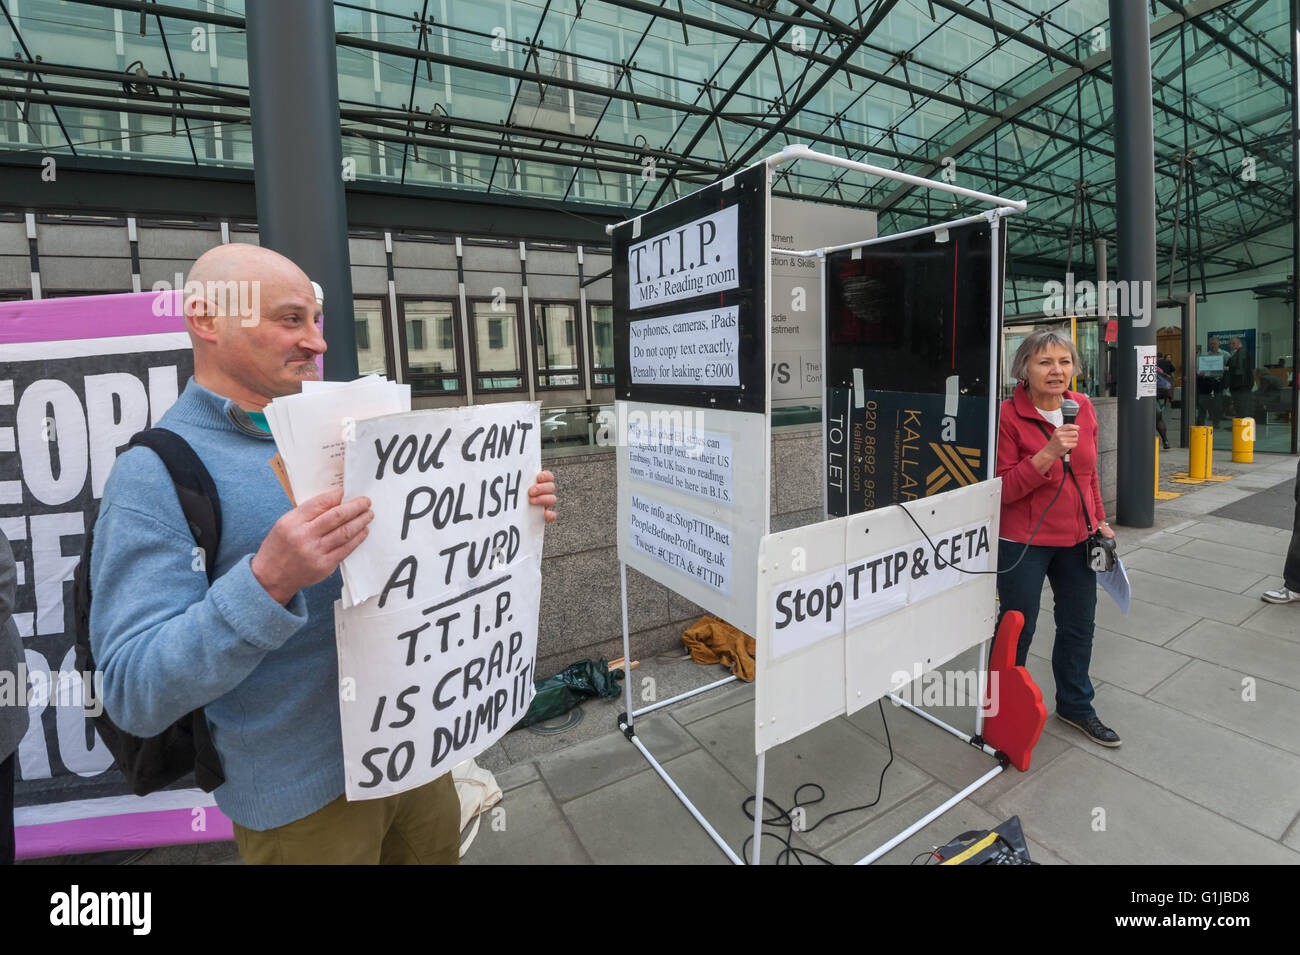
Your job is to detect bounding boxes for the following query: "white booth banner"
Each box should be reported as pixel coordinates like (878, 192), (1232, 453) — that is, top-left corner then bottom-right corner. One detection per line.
(756, 479), (1001, 753)
(617, 400), (767, 636)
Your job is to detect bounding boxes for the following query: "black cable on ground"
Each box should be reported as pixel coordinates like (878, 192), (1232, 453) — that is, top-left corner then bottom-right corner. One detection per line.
(740, 698), (895, 865)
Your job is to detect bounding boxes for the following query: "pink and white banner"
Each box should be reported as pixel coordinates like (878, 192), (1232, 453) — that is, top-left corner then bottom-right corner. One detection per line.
(1, 290), (233, 859)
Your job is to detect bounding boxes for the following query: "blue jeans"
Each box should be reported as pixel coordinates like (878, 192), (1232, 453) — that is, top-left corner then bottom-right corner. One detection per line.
(996, 540), (1098, 721)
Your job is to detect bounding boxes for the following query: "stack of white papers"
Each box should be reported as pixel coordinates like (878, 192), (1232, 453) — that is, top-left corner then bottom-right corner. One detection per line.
(263, 375), (410, 605)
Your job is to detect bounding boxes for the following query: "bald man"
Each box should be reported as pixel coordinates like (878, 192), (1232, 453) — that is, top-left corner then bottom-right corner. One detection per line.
(90, 245), (556, 864)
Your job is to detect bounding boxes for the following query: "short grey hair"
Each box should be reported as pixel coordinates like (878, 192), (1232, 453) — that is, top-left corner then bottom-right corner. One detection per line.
(1010, 327), (1080, 384)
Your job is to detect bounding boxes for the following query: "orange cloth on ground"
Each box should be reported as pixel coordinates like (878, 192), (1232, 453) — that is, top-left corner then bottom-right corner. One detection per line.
(681, 616), (757, 682)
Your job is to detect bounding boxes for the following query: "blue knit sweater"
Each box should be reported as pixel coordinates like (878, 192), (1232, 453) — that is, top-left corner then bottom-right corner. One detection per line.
(90, 380), (344, 830)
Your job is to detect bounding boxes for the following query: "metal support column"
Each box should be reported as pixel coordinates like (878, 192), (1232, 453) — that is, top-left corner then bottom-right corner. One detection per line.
(246, 0), (358, 381)
(1109, 0), (1157, 527)
(1177, 291), (1197, 450)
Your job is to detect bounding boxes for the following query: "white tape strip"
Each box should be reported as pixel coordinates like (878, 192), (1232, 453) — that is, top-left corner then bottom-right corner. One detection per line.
(632, 217), (642, 239)
(853, 368), (865, 408)
(944, 374), (959, 417)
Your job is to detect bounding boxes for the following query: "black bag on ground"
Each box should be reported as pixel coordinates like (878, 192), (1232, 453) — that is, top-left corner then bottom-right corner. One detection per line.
(934, 815), (1036, 865)
(515, 659), (625, 728)
(73, 428), (226, 796)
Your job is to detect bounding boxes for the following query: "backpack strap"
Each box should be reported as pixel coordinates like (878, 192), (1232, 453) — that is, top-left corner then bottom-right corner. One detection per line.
(127, 429), (222, 582)
(124, 428), (225, 791)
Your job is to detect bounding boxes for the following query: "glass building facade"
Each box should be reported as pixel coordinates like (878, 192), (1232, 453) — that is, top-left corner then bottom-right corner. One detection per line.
(1, 0), (1296, 449)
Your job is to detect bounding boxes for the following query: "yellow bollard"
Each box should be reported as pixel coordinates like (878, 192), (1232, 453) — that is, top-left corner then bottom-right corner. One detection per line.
(1155, 437), (1182, 500)
(1188, 425), (1213, 480)
(1232, 417), (1255, 463)
(1174, 424), (1233, 484)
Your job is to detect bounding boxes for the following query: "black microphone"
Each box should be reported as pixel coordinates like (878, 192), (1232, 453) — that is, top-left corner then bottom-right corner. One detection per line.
(1061, 398), (1079, 464)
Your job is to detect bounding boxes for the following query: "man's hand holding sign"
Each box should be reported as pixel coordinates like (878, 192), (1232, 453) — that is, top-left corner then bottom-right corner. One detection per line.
(335, 403), (548, 800)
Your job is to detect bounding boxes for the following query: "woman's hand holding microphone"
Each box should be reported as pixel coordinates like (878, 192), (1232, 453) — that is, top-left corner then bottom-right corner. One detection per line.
(1031, 424), (1079, 476)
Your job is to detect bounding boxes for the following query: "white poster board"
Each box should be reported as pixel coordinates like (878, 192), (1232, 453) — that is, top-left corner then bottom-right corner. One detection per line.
(336, 402), (543, 799)
(616, 400), (766, 635)
(754, 479), (1000, 753)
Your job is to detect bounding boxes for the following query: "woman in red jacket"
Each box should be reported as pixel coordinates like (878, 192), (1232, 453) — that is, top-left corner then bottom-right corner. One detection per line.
(997, 329), (1121, 747)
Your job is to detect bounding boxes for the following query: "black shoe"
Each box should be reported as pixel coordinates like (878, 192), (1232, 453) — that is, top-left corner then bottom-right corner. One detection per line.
(1057, 713), (1122, 748)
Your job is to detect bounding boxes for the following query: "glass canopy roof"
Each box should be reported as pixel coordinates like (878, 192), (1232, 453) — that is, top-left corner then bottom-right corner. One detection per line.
(0, 0), (1293, 289)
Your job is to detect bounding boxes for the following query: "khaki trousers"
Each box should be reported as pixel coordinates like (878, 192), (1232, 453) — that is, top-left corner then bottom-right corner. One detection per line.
(232, 773), (460, 865)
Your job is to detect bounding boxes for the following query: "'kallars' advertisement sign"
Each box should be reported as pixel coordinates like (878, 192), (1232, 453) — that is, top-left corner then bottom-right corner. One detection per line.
(824, 220), (1001, 515)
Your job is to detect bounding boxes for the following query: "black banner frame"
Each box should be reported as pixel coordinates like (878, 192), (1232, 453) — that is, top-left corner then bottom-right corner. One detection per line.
(612, 163), (768, 415)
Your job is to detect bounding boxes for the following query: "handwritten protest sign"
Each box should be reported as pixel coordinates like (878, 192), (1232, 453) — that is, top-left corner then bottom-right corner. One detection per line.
(335, 402), (543, 799)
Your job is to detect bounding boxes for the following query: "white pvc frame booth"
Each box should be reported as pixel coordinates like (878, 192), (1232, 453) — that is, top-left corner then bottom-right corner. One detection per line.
(610, 144), (1027, 864)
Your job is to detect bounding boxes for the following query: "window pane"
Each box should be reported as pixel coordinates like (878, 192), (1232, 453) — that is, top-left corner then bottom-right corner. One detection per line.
(589, 304), (614, 384)
(353, 299), (388, 377)
(403, 300), (459, 386)
(534, 303), (579, 387)
(472, 300), (523, 390)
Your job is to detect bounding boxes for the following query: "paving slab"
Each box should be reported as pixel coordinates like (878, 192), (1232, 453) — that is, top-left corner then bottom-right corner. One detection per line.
(1092, 595), (1200, 646)
(493, 759), (540, 792)
(460, 780), (592, 865)
(1121, 547), (1270, 595)
(1081, 627), (1192, 695)
(821, 782), (1067, 865)
(844, 691), (1072, 813)
(1122, 567), (1265, 625)
(1147, 660), (1300, 757)
(1212, 478), (1295, 529)
(1177, 517), (1293, 554)
(1122, 529), (1193, 554)
(1167, 619), (1300, 691)
(561, 748), (777, 864)
(1239, 602), (1300, 644)
(1163, 488), (1256, 516)
(621, 656), (735, 712)
(1170, 536), (1291, 575)
(1286, 820), (1300, 854)
(497, 697), (621, 763)
(537, 712), (698, 802)
(1039, 684), (1300, 839)
(684, 701), (932, 851)
(845, 697), (993, 794)
(665, 678), (755, 725)
(987, 749), (1300, 865)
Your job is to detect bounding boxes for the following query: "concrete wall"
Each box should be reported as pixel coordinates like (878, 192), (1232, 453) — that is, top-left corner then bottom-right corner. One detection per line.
(1094, 396), (1118, 518)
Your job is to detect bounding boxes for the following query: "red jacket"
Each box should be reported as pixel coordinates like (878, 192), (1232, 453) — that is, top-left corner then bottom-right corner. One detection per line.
(997, 385), (1106, 546)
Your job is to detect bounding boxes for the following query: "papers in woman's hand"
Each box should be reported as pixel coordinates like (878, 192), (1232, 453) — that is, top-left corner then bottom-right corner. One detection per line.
(1097, 557), (1131, 616)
